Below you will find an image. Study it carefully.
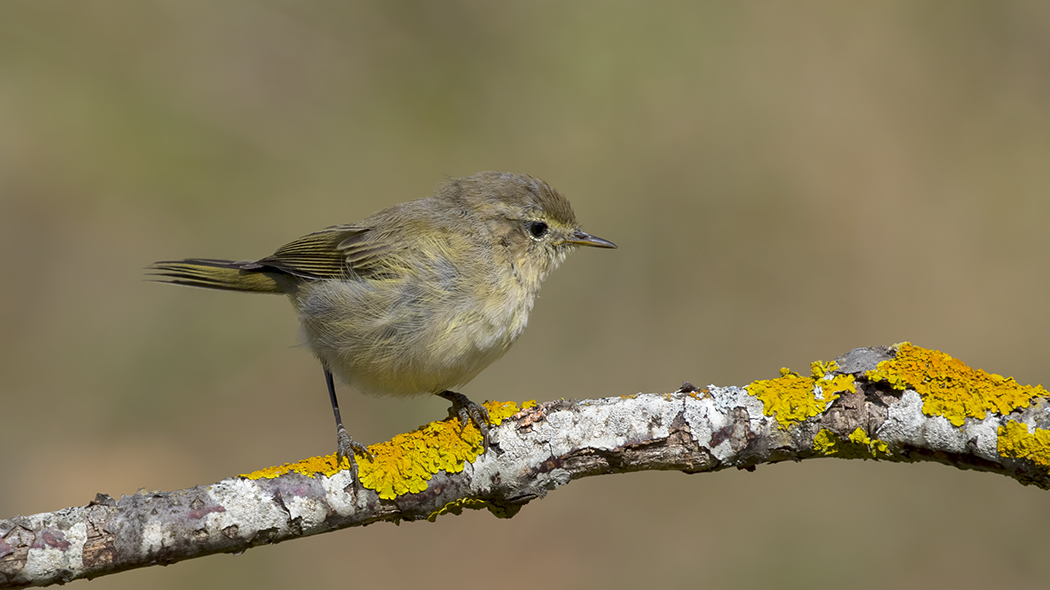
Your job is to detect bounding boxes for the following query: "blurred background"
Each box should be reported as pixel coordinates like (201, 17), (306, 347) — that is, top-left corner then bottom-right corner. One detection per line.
(2, 1), (1050, 588)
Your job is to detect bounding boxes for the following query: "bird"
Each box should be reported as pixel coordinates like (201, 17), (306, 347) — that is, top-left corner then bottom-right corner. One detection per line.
(148, 171), (616, 478)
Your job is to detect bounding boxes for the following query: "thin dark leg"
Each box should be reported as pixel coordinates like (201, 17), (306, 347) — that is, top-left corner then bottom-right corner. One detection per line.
(325, 368), (344, 432)
(324, 368), (370, 479)
(438, 390), (490, 449)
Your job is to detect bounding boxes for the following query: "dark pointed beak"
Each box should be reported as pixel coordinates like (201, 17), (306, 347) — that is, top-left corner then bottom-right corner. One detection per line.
(565, 229), (617, 249)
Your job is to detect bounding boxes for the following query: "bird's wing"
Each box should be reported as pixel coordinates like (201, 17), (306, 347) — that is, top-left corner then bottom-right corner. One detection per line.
(333, 226), (403, 279)
(256, 224), (403, 280)
(254, 225), (366, 279)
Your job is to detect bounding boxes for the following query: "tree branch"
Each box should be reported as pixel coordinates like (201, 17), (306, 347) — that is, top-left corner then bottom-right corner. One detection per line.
(3, 343), (1048, 588)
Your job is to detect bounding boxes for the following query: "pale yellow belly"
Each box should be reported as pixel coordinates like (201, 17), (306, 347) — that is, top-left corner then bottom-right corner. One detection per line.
(293, 277), (534, 396)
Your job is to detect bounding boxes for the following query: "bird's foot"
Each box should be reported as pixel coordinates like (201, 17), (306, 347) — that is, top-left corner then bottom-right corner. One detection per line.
(438, 390), (490, 448)
(336, 426), (372, 481)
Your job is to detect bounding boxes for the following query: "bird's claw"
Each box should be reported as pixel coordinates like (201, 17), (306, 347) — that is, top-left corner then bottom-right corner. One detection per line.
(336, 426), (371, 481)
(439, 391), (490, 449)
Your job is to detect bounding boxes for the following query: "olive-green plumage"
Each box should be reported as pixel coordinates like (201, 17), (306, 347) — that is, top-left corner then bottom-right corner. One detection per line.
(149, 171), (615, 472)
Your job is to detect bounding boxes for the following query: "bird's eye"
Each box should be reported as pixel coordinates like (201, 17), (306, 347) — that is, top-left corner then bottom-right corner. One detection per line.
(526, 220), (549, 239)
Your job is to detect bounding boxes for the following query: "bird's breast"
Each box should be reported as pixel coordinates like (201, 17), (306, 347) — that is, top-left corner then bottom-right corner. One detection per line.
(293, 265), (538, 397)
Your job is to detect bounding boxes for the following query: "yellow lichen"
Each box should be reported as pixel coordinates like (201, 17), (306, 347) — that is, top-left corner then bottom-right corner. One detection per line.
(812, 429), (839, 454)
(866, 343), (1047, 427)
(997, 421), (1050, 468)
(813, 427), (889, 458)
(427, 498), (492, 522)
(810, 360), (837, 379)
(427, 497), (522, 521)
(240, 454), (344, 480)
(848, 427), (890, 455)
(242, 400), (534, 501)
(749, 361), (855, 428)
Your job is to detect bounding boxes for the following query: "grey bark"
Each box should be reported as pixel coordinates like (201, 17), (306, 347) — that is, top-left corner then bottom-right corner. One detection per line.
(2, 346), (1047, 588)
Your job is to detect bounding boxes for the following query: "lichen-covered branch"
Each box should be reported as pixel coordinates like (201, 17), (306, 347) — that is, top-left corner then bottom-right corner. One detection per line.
(3, 343), (1049, 588)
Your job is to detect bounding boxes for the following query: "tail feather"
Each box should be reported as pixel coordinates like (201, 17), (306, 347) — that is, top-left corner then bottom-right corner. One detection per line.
(147, 259), (296, 294)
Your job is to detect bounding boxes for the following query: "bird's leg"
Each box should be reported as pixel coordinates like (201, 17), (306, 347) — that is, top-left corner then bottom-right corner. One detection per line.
(325, 368), (371, 479)
(438, 390), (490, 448)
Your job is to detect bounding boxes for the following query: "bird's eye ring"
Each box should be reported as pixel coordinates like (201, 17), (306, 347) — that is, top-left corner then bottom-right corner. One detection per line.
(526, 220), (549, 239)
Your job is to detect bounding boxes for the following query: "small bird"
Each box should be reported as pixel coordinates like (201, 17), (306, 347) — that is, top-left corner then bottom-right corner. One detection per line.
(149, 171), (615, 477)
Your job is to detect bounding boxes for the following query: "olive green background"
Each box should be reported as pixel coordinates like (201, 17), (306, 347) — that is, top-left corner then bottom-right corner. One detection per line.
(2, 2), (1050, 588)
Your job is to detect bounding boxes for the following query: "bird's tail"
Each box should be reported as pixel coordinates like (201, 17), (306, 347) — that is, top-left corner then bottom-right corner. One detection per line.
(147, 259), (296, 294)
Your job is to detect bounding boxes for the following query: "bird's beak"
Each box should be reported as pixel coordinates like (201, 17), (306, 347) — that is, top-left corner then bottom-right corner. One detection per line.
(564, 229), (617, 249)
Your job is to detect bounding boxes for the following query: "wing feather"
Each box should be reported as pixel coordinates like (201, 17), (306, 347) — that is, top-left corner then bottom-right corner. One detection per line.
(256, 225), (366, 279)
(256, 224), (402, 280)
